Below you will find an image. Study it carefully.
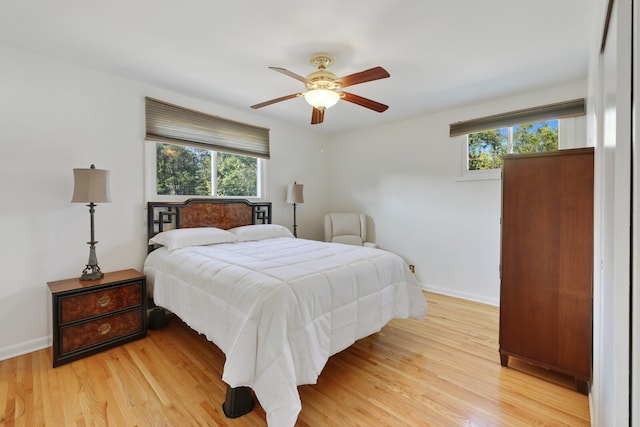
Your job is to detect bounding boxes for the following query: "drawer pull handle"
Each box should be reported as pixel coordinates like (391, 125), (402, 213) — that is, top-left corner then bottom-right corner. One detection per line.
(98, 323), (112, 336)
(97, 296), (111, 308)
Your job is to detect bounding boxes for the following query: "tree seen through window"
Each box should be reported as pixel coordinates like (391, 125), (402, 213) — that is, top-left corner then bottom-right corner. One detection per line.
(468, 121), (558, 170)
(156, 142), (258, 197)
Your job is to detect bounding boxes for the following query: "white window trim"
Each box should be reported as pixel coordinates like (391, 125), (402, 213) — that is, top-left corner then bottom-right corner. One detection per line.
(456, 134), (501, 181)
(144, 140), (268, 202)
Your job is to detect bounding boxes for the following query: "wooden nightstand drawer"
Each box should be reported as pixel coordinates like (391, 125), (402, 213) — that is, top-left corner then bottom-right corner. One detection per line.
(48, 269), (147, 367)
(60, 282), (142, 323)
(61, 309), (143, 354)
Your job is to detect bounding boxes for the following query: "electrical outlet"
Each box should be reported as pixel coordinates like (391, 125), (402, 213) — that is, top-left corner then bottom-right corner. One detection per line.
(409, 264), (415, 274)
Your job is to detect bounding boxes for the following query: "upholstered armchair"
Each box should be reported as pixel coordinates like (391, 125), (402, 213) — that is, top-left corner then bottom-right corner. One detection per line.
(324, 213), (378, 248)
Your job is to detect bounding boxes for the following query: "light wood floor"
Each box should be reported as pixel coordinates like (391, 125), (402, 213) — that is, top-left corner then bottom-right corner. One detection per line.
(0, 292), (590, 426)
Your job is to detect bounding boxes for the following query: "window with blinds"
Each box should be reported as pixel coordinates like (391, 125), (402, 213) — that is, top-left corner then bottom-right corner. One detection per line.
(450, 99), (585, 179)
(144, 97), (269, 199)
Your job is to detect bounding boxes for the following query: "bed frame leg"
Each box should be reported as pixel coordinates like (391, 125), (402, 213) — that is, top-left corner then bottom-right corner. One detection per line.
(222, 386), (255, 418)
(147, 298), (168, 330)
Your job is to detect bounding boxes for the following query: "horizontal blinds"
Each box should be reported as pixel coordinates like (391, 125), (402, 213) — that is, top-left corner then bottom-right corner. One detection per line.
(449, 98), (585, 137)
(145, 97), (270, 159)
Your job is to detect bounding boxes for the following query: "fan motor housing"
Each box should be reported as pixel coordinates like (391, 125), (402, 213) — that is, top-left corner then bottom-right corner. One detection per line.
(305, 70), (341, 91)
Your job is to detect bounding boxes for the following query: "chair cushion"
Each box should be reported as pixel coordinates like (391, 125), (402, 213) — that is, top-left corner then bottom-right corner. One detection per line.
(331, 235), (365, 246)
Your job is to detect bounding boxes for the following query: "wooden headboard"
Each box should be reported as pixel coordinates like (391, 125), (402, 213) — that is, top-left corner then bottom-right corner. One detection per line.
(147, 198), (272, 252)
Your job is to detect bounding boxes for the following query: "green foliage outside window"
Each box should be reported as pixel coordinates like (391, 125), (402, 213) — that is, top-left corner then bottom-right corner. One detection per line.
(468, 121), (558, 170)
(156, 143), (258, 197)
(468, 129), (506, 171)
(216, 152), (258, 196)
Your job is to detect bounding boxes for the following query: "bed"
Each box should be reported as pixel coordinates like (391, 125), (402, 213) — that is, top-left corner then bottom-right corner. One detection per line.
(143, 198), (427, 426)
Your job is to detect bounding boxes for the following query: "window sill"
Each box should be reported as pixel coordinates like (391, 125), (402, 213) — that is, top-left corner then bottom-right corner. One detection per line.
(456, 169), (501, 182)
(146, 194), (265, 202)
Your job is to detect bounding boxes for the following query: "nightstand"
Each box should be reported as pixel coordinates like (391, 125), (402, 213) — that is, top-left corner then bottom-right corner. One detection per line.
(47, 269), (147, 367)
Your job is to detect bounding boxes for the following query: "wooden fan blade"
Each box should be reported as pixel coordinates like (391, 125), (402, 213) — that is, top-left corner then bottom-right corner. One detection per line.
(336, 66), (390, 88)
(341, 92), (389, 112)
(269, 67), (309, 83)
(250, 93), (302, 109)
(311, 107), (325, 125)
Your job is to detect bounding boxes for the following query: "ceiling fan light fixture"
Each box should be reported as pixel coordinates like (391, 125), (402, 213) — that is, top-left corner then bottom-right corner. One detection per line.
(304, 89), (340, 110)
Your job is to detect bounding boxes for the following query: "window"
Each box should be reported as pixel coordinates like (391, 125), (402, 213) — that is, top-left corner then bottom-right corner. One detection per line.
(145, 97), (268, 200)
(450, 98), (585, 181)
(155, 143), (260, 197)
(467, 120), (558, 171)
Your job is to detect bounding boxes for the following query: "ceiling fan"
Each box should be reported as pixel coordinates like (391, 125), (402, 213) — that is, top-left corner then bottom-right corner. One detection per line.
(250, 53), (390, 125)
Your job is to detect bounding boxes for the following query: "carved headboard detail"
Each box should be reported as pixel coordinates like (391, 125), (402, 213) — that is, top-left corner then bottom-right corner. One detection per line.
(147, 198), (272, 252)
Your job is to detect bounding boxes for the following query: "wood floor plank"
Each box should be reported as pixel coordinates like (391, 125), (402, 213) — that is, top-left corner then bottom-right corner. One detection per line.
(0, 292), (590, 426)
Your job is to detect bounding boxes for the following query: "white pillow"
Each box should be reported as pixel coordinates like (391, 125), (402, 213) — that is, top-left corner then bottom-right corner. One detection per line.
(149, 227), (236, 251)
(228, 224), (294, 242)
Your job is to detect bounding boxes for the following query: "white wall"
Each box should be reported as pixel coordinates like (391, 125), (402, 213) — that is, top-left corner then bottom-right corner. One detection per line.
(325, 81), (588, 305)
(0, 45), (325, 360)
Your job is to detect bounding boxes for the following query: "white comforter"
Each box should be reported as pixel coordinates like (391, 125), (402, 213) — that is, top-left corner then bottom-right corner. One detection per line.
(143, 237), (427, 426)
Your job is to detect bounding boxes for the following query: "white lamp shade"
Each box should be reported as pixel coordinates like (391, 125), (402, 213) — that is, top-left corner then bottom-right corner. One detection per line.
(286, 183), (304, 204)
(304, 89), (340, 109)
(71, 165), (111, 203)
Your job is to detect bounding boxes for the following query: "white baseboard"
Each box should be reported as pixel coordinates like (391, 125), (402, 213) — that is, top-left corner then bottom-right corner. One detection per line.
(419, 283), (499, 307)
(0, 336), (50, 362)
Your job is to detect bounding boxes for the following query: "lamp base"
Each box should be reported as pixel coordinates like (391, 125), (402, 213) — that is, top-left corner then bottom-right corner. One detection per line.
(80, 265), (103, 281)
(80, 240), (103, 281)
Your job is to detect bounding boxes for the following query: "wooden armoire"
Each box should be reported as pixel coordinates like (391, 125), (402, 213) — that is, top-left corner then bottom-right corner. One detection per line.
(499, 147), (593, 394)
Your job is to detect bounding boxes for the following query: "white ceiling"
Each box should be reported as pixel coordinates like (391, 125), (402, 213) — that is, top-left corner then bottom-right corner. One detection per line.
(0, 0), (597, 133)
